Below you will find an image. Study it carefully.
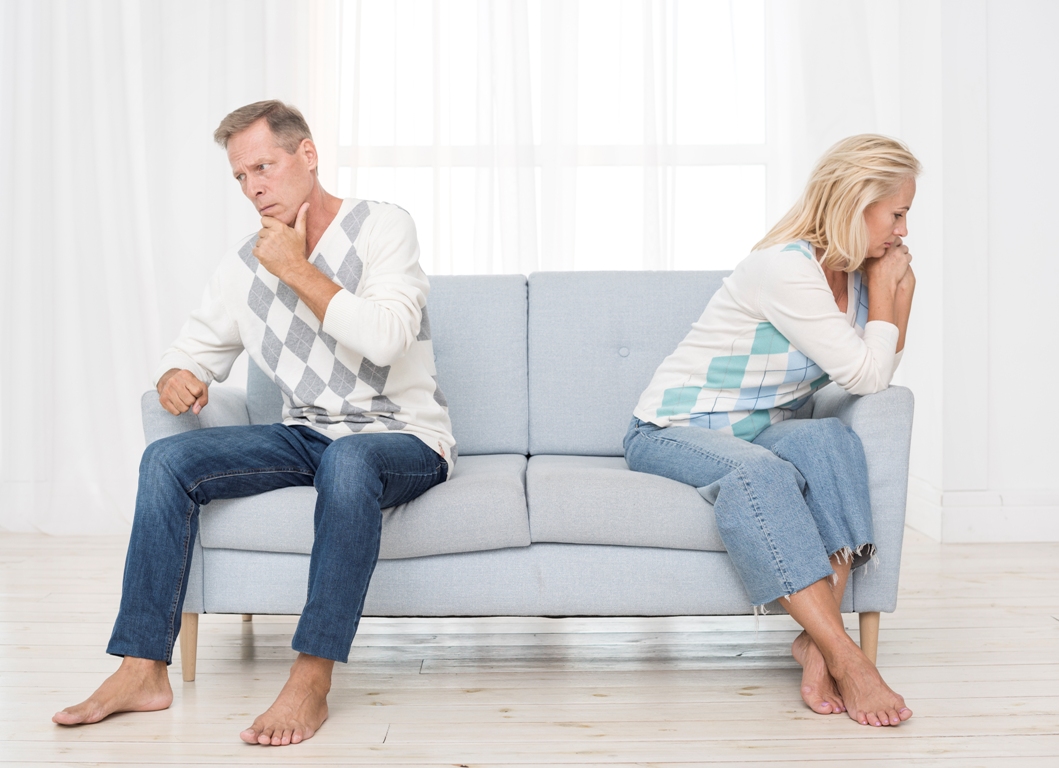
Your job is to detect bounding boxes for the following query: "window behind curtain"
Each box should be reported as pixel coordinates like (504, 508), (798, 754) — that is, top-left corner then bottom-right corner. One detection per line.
(334, 0), (766, 274)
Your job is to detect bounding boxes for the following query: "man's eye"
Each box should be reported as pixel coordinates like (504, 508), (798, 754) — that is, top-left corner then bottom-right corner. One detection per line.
(258, 164), (269, 171)
(236, 174), (245, 182)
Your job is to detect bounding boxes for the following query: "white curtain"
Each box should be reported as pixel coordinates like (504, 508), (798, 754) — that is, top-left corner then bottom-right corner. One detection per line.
(337, 0), (770, 275)
(0, 0), (314, 533)
(0, 0), (897, 533)
(766, 0), (901, 215)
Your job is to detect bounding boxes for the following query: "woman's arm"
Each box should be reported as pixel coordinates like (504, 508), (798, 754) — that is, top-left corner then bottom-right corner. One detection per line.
(892, 267), (915, 353)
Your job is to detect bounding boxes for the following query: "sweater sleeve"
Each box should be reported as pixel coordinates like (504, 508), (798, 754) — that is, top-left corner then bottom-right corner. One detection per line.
(321, 205), (428, 367)
(757, 253), (899, 396)
(154, 262), (244, 387)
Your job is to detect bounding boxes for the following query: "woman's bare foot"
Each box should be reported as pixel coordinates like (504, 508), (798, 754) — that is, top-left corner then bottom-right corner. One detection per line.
(53, 657), (172, 725)
(791, 630), (845, 714)
(829, 646), (913, 727)
(240, 654), (333, 746)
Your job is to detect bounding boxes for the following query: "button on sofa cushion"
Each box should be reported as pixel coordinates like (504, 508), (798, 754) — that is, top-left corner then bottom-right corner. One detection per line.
(198, 454), (530, 559)
(526, 455), (726, 552)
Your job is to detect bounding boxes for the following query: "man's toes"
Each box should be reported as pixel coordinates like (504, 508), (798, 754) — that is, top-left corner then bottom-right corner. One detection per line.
(239, 728), (258, 744)
(281, 728), (294, 746)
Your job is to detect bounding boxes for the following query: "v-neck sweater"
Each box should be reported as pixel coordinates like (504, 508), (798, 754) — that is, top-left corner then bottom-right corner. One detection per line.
(155, 199), (456, 464)
(633, 240), (902, 441)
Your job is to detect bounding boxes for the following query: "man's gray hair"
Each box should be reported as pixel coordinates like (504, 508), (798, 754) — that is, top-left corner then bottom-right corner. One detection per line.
(213, 100), (313, 153)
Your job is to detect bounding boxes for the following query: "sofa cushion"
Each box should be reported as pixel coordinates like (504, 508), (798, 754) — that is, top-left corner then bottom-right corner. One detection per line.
(247, 274), (530, 457)
(527, 271), (727, 456)
(526, 455), (725, 552)
(428, 275), (530, 455)
(198, 454), (530, 559)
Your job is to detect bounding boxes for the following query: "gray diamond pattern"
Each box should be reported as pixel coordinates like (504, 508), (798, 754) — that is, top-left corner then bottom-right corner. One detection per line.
(318, 330), (337, 353)
(238, 238), (258, 270)
(240, 200), (448, 442)
(341, 201), (371, 240)
(371, 395), (401, 413)
(358, 358), (390, 393)
(261, 326), (283, 371)
(248, 276), (275, 322)
(417, 306), (431, 341)
(377, 414), (406, 431)
(274, 375), (295, 401)
(313, 255), (336, 281)
(276, 281), (299, 311)
(328, 361), (358, 397)
(336, 245), (363, 290)
(284, 315), (316, 363)
(294, 368), (326, 404)
(431, 375), (448, 407)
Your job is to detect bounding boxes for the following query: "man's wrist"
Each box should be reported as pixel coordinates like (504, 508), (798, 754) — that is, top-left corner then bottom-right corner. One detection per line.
(157, 368), (180, 393)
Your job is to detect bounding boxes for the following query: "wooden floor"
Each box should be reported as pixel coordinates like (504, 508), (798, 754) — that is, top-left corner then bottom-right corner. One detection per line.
(1, 529), (1058, 766)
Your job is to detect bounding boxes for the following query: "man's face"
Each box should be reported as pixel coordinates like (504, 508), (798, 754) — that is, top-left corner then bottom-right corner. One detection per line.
(227, 119), (315, 225)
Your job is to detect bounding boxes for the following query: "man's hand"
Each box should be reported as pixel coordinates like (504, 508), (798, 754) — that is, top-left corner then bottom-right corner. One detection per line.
(157, 369), (209, 415)
(253, 202), (311, 281)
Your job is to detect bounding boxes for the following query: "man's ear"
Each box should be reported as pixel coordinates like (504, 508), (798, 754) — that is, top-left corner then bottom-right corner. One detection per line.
(300, 138), (318, 173)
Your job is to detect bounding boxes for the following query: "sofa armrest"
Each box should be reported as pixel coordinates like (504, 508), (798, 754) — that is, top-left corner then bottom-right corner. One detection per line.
(141, 386), (252, 445)
(809, 384), (915, 613)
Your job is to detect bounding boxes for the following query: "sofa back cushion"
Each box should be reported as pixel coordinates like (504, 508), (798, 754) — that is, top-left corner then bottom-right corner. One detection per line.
(247, 274), (530, 456)
(528, 270), (728, 456)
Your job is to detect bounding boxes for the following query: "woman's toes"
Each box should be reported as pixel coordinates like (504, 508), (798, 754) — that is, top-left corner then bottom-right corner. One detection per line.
(899, 707), (913, 721)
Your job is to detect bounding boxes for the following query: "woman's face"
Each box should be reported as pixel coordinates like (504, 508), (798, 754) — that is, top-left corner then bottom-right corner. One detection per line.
(864, 177), (916, 258)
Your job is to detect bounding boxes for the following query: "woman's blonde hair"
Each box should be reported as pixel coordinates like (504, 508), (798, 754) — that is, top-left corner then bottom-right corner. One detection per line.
(754, 134), (921, 272)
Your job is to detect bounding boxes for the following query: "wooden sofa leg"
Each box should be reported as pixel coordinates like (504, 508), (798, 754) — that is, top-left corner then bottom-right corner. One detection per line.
(242, 614), (253, 622)
(179, 612), (199, 682)
(859, 611), (880, 665)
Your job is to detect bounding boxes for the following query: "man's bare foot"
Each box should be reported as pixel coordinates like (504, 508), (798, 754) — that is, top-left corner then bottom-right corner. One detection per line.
(829, 646), (913, 727)
(53, 657), (172, 725)
(791, 630), (845, 714)
(240, 653), (333, 746)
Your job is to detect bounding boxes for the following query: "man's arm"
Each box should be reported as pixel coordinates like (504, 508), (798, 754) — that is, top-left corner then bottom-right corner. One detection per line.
(254, 202), (428, 366)
(154, 256), (245, 413)
(157, 369), (209, 415)
(253, 202), (339, 322)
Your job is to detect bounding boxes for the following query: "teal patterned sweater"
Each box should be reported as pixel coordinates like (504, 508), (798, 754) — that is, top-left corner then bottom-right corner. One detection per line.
(633, 240), (901, 441)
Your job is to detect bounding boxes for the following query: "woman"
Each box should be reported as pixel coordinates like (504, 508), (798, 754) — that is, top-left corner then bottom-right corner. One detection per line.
(625, 135), (917, 727)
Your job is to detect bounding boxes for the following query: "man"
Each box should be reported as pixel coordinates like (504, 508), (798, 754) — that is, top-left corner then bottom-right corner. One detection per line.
(53, 101), (454, 746)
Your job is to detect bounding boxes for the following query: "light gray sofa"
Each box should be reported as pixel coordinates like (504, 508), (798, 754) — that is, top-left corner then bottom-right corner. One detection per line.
(141, 272), (914, 681)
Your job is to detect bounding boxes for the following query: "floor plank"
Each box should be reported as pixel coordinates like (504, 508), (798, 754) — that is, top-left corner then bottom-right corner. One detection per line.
(1, 528), (1058, 765)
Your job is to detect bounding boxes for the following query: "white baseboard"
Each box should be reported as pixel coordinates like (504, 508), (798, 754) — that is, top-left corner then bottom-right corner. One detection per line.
(906, 476), (1059, 542)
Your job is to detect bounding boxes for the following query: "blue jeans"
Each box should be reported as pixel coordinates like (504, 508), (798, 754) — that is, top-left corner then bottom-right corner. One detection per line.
(107, 425), (447, 664)
(624, 416), (874, 606)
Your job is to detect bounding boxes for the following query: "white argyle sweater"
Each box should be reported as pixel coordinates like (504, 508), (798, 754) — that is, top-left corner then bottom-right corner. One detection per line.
(155, 198), (456, 464)
(634, 240), (902, 441)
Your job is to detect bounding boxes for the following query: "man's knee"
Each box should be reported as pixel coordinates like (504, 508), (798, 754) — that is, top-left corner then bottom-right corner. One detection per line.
(314, 438), (382, 495)
(140, 432), (202, 481)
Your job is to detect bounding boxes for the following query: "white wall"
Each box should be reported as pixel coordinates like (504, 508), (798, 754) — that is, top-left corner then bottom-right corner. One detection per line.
(901, 0), (1059, 541)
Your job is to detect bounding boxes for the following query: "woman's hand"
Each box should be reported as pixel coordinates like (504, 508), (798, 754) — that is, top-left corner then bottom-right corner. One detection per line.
(863, 237), (912, 295)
